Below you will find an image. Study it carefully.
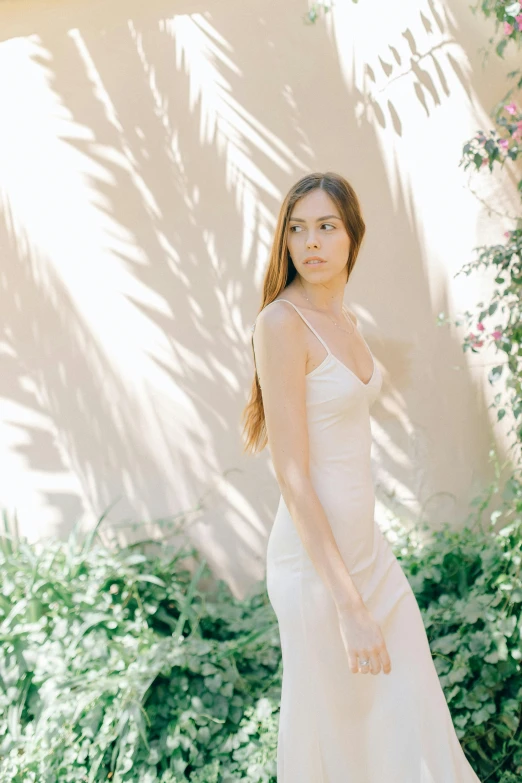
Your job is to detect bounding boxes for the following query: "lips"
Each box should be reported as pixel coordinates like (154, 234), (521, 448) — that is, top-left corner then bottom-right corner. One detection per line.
(304, 257), (326, 264)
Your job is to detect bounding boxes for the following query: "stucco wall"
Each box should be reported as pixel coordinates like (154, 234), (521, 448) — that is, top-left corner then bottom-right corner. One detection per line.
(0, 0), (520, 597)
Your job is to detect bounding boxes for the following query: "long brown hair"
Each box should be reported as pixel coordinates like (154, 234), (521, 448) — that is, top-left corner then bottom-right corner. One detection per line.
(240, 171), (366, 454)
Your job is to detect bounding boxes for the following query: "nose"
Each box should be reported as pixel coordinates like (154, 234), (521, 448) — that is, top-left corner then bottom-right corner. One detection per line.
(306, 232), (320, 248)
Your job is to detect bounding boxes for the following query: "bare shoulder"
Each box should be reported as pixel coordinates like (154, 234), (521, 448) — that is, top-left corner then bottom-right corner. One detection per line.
(252, 299), (306, 384)
(254, 298), (303, 341)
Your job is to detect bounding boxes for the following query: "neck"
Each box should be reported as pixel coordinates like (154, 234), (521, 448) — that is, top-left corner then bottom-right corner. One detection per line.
(297, 275), (346, 316)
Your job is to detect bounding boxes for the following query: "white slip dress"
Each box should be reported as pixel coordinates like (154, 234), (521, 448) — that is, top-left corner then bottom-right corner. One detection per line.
(262, 298), (482, 783)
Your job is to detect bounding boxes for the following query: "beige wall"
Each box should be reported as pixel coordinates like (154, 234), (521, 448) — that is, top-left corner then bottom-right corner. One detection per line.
(1, 0), (520, 598)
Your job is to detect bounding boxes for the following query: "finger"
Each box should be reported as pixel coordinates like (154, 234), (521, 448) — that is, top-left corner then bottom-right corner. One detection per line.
(368, 652), (381, 675)
(358, 651), (371, 675)
(379, 645), (392, 674)
(348, 652), (360, 674)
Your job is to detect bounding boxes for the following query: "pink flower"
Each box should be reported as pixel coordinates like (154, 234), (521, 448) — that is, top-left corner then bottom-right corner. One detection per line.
(504, 231), (511, 237)
(499, 138), (509, 150)
(516, 14), (522, 30)
(505, 102), (518, 115)
(504, 21), (514, 35)
(469, 332), (485, 348)
(477, 322), (485, 331)
(492, 330), (503, 340)
(511, 120), (522, 140)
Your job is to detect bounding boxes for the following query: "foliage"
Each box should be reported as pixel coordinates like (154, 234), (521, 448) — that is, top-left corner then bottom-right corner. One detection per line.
(471, 1), (522, 58)
(435, 0), (522, 566)
(457, 97), (522, 468)
(454, 6), (522, 468)
(0, 510), (281, 783)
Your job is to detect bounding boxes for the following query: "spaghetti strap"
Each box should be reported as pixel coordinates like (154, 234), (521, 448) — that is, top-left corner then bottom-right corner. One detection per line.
(342, 302), (356, 328)
(263, 298), (331, 356)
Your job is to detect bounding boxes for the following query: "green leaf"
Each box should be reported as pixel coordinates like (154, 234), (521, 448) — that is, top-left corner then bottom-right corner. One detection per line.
(496, 38), (508, 58)
(471, 702), (496, 725)
(431, 632), (461, 654)
(135, 575), (167, 587)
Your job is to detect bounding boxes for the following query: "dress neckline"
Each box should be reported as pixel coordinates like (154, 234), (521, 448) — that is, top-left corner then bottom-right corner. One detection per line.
(267, 298), (377, 387)
(308, 351), (377, 387)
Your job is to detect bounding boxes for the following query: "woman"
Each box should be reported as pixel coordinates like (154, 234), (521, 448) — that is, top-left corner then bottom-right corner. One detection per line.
(241, 172), (481, 782)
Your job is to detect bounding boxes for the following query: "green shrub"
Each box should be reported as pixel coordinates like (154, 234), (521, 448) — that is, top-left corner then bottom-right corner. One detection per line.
(0, 513), (281, 782)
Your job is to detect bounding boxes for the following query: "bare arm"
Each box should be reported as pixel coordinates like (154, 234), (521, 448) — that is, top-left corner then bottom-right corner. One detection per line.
(253, 303), (364, 614)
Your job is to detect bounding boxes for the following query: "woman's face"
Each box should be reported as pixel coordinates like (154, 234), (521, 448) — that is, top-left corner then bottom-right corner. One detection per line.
(287, 189), (351, 282)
